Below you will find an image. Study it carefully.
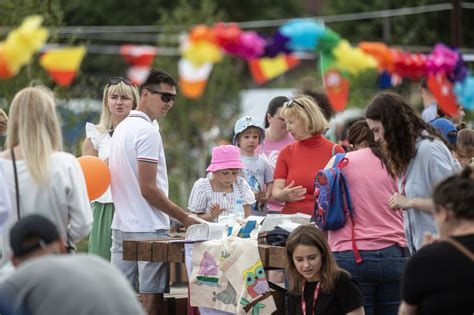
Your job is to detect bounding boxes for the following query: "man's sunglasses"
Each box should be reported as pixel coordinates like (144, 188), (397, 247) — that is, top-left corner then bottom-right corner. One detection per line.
(144, 88), (177, 103)
(107, 77), (134, 86)
(283, 99), (306, 110)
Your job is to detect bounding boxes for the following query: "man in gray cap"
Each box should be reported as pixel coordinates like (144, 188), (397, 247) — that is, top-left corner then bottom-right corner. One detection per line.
(0, 215), (145, 315)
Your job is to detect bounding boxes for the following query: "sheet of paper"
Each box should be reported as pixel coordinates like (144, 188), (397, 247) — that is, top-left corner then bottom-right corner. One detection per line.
(260, 213), (311, 232)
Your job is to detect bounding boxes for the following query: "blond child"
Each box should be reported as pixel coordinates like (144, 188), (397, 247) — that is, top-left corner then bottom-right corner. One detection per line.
(233, 116), (273, 215)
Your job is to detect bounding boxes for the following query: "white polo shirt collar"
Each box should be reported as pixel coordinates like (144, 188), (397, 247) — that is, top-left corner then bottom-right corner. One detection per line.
(128, 110), (153, 123)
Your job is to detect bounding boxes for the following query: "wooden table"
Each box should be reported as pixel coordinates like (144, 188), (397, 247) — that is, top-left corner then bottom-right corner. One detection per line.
(123, 239), (286, 269)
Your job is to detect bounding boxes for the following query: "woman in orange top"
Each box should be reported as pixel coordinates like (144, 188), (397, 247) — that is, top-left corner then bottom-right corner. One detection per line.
(272, 96), (344, 215)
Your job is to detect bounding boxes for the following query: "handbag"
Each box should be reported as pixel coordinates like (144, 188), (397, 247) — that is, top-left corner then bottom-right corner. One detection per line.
(444, 237), (474, 262)
(11, 149), (21, 220)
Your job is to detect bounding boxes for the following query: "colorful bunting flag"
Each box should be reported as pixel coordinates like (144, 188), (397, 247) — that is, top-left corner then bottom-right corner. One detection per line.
(427, 74), (459, 116)
(0, 15), (48, 79)
(248, 54), (300, 85)
(178, 58), (213, 99)
(39, 46), (86, 86)
(126, 66), (151, 86)
(120, 45), (157, 67)
(323, 69), (350, 112)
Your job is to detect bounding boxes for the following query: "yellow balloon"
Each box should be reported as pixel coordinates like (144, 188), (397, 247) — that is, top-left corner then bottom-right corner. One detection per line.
(333, 40), (378, 75)
(2, 15), (49, 76)
(183, 41), (223, 67)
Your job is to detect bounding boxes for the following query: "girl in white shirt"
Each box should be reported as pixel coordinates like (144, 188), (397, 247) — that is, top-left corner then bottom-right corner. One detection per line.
(187, 145), (255, 222)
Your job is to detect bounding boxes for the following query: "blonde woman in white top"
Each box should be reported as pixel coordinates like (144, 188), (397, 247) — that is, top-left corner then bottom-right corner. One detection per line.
(82, 77), (139, 260)
(0, 85), (92, 273)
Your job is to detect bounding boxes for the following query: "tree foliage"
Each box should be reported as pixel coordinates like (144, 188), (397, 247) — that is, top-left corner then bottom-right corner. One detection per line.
(152, 0), (246, 206)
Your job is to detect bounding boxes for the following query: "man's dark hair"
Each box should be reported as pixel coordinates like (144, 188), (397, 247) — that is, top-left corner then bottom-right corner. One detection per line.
(140, 69), (178, 93)
(433, 166), (474, 220)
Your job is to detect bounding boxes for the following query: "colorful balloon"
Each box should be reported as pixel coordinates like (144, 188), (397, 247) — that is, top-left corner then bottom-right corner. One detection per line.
(332, 40), (378, 75)
(454, 74), (474, 111)
(279, 18), (325, 51)
(183, 41), (223, 67)
(78, 156), (111, 201)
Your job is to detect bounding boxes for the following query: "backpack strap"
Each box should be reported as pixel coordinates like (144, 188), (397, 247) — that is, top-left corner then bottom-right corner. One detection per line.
(332, 153), (346, 168)
(341, 172), (362, 264)
(331, 144), (338, 156)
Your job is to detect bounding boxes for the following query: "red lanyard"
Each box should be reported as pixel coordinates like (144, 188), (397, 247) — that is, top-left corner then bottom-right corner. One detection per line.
(301, 281), (320, 315)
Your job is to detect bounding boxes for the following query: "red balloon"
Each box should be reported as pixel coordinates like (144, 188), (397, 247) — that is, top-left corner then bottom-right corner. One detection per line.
(78, 156), (111, 201)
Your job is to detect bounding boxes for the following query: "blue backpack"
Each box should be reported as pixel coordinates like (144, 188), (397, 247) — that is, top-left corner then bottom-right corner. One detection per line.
(313, 153), (362, 263)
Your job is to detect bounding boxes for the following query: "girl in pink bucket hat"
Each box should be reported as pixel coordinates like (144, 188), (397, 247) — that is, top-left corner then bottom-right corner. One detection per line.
(187, 145), (255, 222)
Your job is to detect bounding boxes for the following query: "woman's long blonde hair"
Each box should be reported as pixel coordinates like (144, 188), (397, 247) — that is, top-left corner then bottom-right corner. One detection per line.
(96, 81), (139, 133)
(6, 86), (62, 184)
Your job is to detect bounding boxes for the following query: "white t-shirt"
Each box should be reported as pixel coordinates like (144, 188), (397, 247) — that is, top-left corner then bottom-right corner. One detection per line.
(0, 152), (93, 268)
(187, 176), (255, 220)
(0, 164), (11, 228)
(109, 110), (170, 232)
(85, 123), (113, 203)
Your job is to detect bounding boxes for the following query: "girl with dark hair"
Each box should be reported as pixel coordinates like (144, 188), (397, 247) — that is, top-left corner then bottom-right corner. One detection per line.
(259, 96), (295, 213)
(328, 120), (407, 315)
(365, 92), (458, 253)
(286, 224), (364, 315)
(399, 166), (474, 315)
(261, 96), (294, 167)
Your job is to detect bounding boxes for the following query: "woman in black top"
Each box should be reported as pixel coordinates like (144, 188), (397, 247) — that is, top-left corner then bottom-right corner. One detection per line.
(286, 224), (364, 315)
(399, 166), (474, 315)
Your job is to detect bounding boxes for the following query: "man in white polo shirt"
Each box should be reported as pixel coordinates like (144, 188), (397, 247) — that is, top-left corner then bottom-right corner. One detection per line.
(109, 69), (197, 315)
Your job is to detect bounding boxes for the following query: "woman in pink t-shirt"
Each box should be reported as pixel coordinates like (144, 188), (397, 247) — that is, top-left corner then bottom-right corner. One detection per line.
(259, 96), (295, 212)
(329, 121), (408, 315)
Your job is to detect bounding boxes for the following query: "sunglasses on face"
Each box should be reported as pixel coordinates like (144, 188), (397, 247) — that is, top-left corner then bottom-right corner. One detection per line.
(107, 77), (134, 86)
(283, 99), (306, 110)
(144, 88), (177, 103)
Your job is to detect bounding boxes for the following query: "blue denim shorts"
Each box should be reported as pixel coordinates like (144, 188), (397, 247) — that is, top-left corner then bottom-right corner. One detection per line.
(111, 229), (170, 294)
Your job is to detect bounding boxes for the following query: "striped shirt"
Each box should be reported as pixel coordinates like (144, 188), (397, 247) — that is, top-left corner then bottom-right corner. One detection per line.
(188, 176), (255, 220)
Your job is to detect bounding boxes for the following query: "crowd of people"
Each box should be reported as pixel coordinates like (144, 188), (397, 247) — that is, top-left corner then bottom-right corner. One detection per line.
(0, 68), (473, 315)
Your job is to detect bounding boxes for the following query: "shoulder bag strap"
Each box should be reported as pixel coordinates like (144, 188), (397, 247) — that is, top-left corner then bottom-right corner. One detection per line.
(331, 144), (337, 157)
(11, 148), (20, 219)
(444, 237), (474, 262)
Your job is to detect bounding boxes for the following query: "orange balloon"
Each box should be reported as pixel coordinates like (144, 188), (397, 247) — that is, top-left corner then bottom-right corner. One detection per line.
(78, 156), (111, 201)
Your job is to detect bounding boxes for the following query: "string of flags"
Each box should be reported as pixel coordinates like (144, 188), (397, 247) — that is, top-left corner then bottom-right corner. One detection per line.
(0, 15), (473, 114)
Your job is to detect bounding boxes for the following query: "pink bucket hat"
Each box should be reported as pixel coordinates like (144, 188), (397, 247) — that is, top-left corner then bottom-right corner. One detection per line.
(206, 145), (244, 172)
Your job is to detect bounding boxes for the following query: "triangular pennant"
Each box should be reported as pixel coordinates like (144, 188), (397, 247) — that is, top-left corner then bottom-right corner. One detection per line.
(47, 71), (76, 86)
(126, 66), (151, 86)
(323, 69), (350, 112)
(178, 59), (213, 99)
(0, 46), (13, 78)
(248, 54), (300, 85)
(39, 47), (86, 86)
(120, 45), (157, 67)
(427, 74), (458, 116)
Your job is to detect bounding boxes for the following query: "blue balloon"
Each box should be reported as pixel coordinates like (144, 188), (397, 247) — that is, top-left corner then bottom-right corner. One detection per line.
(279, 19), (325, 51)
(454, 74), (474, 111)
